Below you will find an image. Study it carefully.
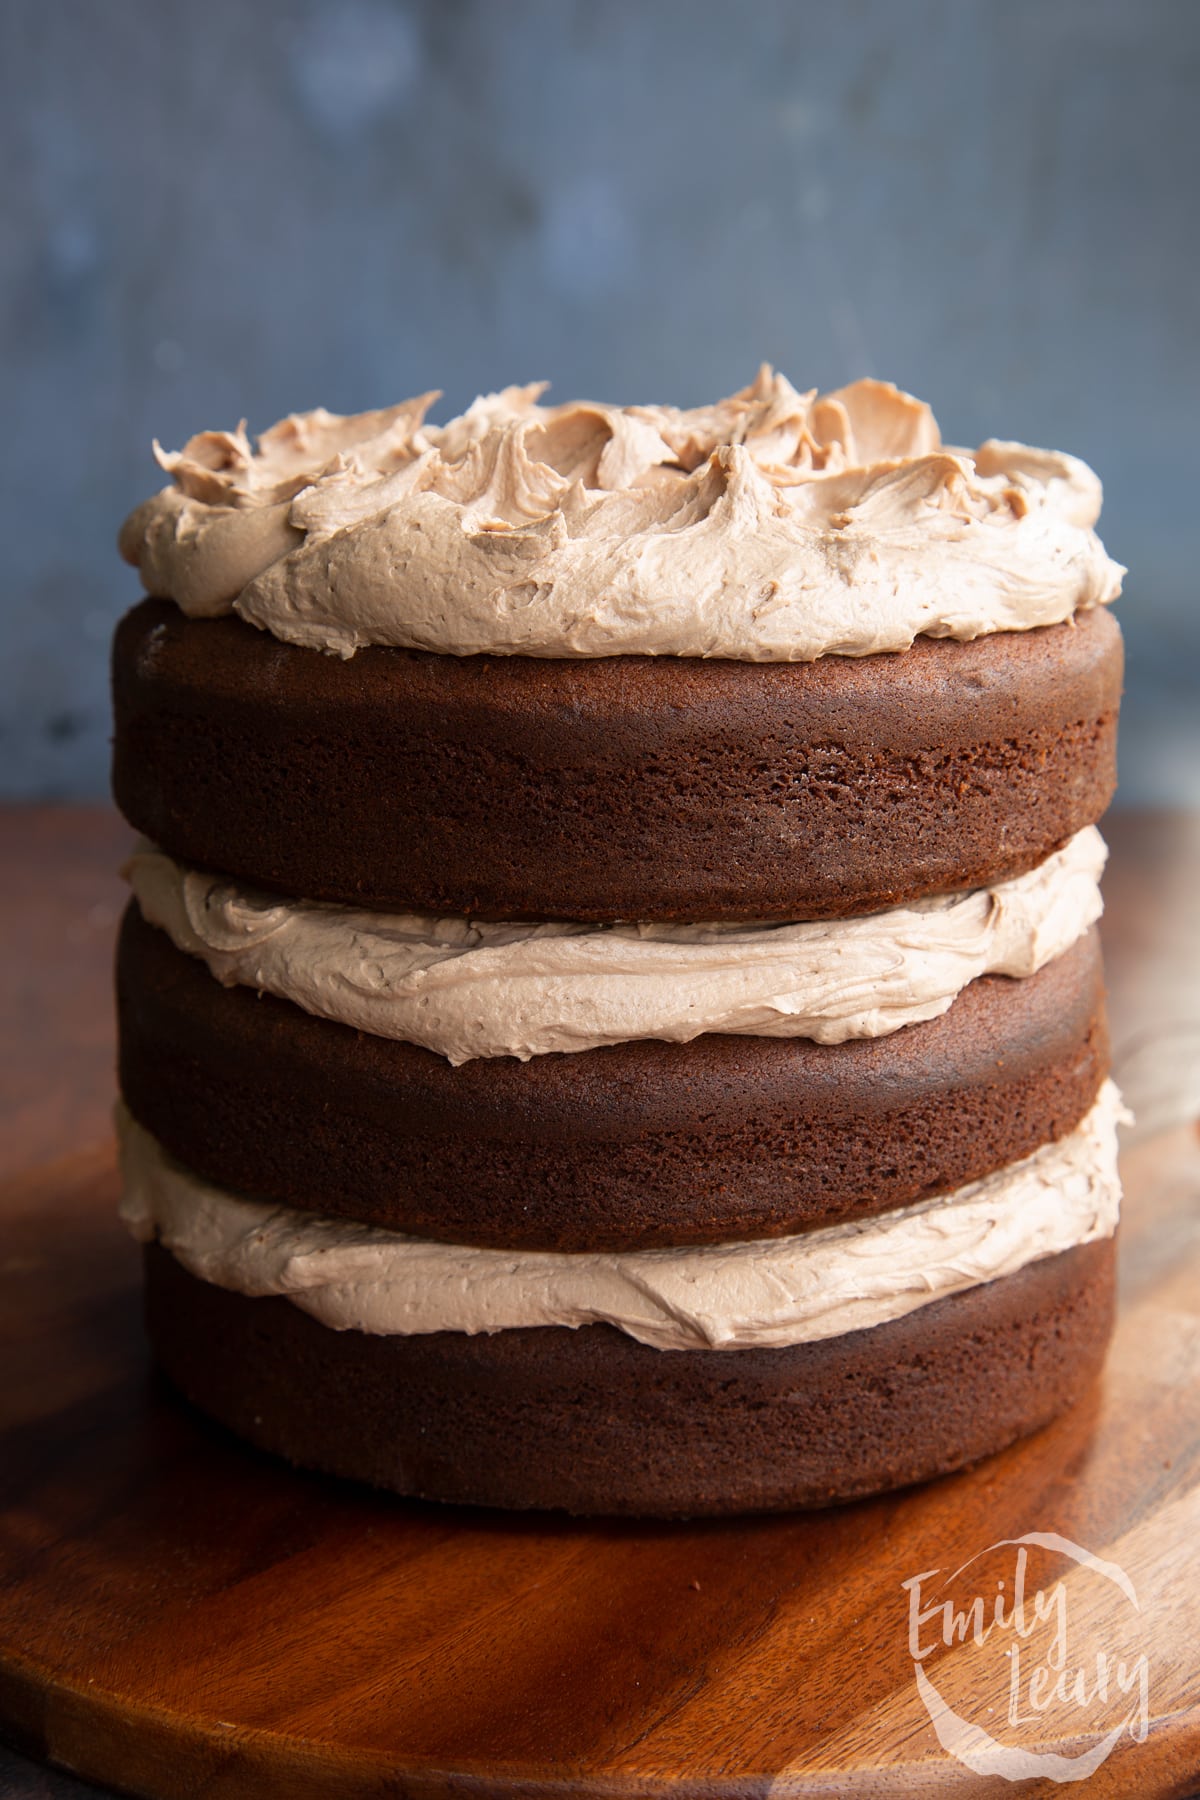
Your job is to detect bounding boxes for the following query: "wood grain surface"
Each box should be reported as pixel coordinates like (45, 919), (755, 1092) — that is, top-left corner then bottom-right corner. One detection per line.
(1, 806), (1198, 1800)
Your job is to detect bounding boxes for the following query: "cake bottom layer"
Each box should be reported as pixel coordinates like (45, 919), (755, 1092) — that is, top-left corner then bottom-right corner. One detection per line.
(143, 1236), (1116, 1517)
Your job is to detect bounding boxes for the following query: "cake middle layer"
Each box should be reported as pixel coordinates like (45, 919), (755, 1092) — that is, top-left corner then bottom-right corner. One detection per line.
(118, 902), (1108, 1249)
(124, 827), (1105, 1061)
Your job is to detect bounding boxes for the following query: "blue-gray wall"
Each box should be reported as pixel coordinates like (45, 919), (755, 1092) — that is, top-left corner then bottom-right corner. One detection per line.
(3, 0), (1196, 802)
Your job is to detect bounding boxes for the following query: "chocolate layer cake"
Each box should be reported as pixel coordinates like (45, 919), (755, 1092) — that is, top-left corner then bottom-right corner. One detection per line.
(112, 370), (1126, 1515)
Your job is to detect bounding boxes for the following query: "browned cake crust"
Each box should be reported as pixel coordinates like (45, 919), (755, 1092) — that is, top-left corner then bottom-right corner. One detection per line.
(111, 600), (1122, 922)
(118, 908), (1109, 1251)
(143, 1236), (1116, 1516)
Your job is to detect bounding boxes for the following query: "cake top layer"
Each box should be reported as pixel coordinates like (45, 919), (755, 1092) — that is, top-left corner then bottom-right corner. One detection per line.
(120, 368), (1123, 661)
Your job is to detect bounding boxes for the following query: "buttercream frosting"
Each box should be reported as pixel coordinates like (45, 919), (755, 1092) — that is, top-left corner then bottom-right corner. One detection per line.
(119, 370), (1123, 661)
(125, 827), (1106, 1064)
(117, 1082), (1127, 1351)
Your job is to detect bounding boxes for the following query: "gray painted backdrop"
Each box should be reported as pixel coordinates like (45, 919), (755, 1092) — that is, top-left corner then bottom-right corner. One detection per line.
(3, 0), (1197, 802)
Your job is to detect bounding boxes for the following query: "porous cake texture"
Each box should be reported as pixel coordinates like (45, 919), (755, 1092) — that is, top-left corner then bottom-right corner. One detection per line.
(112, 370), (1125, 1514)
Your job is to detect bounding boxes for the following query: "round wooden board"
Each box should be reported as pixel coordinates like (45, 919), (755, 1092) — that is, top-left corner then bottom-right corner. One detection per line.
(0, 1127), (1198, 1800)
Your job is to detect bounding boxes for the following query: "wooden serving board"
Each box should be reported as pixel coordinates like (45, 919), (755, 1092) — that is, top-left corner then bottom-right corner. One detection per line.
(0, 1122), (1198, 1800)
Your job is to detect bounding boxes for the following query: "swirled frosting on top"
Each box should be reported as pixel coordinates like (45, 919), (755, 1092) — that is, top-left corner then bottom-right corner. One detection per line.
(119, 369), (1123, 661)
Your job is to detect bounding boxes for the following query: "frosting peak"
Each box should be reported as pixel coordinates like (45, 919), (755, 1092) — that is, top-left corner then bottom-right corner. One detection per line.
(120, 371), (1123, 660)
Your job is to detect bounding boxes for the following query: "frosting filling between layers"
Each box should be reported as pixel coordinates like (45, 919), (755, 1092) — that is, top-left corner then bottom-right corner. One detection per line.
(118, 1083), (1126, 1352)
(118, 369), (1124, 661)
(125, 828), (1107, 1064)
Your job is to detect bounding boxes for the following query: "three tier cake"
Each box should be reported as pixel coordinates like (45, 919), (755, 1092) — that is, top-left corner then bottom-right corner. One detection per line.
(111, 370), (1125, 1514)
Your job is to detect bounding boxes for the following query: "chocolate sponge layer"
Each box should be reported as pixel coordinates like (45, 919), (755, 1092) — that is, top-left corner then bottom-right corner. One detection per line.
(143, 1235), (1116, 1517)
(118, 906), (1109, 1252)
(111, 600), (1121, 922)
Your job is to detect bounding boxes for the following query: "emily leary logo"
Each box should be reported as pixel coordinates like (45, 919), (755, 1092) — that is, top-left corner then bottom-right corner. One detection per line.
(902, 1531), (1150, 1783)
